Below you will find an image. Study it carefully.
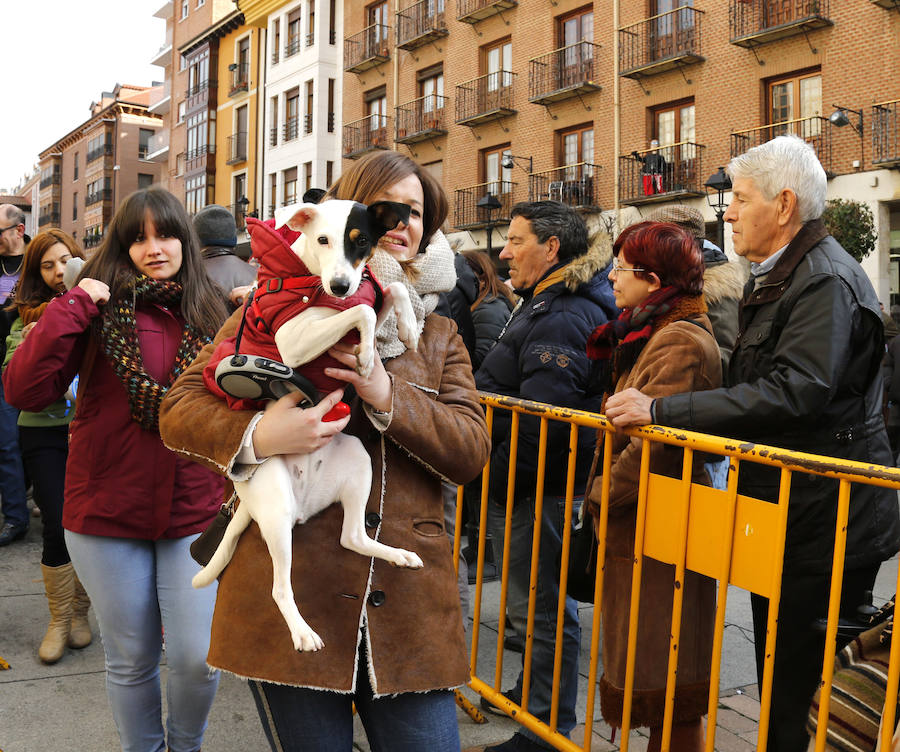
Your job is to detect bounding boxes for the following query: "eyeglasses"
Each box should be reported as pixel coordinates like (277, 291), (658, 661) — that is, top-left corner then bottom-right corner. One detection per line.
(611, 258), (647, 275)
(0, 225), (18, 234)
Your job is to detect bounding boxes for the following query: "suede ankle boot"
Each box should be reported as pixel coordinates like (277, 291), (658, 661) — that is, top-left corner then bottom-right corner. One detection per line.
(39, 563), (75, 664)
(68, 573), (92, 649)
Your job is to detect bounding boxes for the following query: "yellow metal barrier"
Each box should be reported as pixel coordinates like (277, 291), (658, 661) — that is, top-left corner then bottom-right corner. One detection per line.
(460, 392), (900, 752)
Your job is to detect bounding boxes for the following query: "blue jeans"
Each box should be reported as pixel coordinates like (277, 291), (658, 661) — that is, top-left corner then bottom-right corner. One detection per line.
(65, 532), (219, 752)
(249, 639), (460, 752)
(0, 378), (27, 529)
(487, 496), (581, 746)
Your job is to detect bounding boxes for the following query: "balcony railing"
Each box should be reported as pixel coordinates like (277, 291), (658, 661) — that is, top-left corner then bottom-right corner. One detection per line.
(395, 95), (448, 143)
(184, 144), (216, 162)
(619, 6), (705, 78)
(396, 0), (448, 50)
(229, 63), (249, 96)
(85, 189), (112, 207)
(231, 202), (248, 232)
(343, 115), (392, 158)
(148, 80), (171, 114)
(38, 211), (60, 227)
(146, 131), (169, 162)
(284, 117), (299, 141)
(529, 163), (600, 209)
(731, 117), (833, 173)
(457, 0), (517, 24)
(730, 0), (832, 48)
(304, 113), (313, 135)
(185, 78), (216, 98)
(873, 99), (900, 167)
(268, 204), (276, 219)
(871, 0), (900, 8)
(306, 31), (315, 46)
(39, 171), (61, 189)
(285, 37), (301, 58)
(455, 71), (516, 125)
(84, 230), (103, 249)
(270, 126), (278, 147)
(345, 25), (391, 72)
(619, 141), (707, 206)
(86, 144), (112, 164)
(454, 182), (516, 229)
(529, 42), (601, 105)
(227, 132), (248, 164)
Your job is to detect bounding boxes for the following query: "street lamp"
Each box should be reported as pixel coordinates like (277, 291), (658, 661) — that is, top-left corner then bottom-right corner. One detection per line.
(476, 193), (502, 257)
(829, 104), (864, 168)
(704, 166), (732, 251)
(501, 154), (533, 173)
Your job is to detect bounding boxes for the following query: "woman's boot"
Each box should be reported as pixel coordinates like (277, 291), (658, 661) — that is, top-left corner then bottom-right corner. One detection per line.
(68, 573), (93, 649)
(38, 563), (75, 664)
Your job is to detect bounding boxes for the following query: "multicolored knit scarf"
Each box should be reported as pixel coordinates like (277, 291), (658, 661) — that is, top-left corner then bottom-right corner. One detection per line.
(585, 285), (683, 397)
(98, 275), (211, 431)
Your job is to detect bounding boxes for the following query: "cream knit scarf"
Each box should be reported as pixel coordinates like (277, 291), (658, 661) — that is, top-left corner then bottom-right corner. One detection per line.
(368, 230), (456, 358)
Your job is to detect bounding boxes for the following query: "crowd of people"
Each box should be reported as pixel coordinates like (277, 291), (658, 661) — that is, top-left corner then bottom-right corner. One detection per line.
(0, 134), (898, 752)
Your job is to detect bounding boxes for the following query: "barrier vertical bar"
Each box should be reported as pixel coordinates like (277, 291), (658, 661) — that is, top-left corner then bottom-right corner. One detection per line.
(582, 429), (614, 752)
(550, 423), (580, 732)
(813, 479), (851, 752)
(757, 468), (793, 752)
(470, 404), (494, 677)
(879, 560), (900, 750)
(621, 438), (654, 752)
(704, 459), (741, 752)
(660, 447), (695, 752)
(521, 416), (550, 715)
(453, 483), (465, 577)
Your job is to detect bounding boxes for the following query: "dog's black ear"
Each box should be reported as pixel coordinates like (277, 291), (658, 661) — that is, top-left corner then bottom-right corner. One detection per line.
(367, 201), (412, 239)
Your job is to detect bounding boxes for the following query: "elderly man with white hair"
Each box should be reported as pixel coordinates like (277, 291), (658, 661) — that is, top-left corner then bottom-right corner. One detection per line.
(606, 135), (900, 751)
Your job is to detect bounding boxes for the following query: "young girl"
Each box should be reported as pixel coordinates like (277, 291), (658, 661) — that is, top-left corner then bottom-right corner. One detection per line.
(4, 188), (228, 752)
(4, 229), (88, 664)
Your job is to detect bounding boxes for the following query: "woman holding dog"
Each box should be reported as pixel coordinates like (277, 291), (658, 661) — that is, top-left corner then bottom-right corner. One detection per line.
(4, 187), (227, 752)
(584, 221), (721, 752)
(160, 150), (490, 751)
(2, 229), (91, 665)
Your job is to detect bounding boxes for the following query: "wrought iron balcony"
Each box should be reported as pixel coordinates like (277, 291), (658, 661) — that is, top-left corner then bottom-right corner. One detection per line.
(185, 78), (216, 98)
(284, 117), (299, 142)
(85, 189), (112, 207)
(230, 202), (248, 231)
(38, 210), (60, 227)
(457, 0), (516, 24)
(619, 141), (707, 206)
(730, 0), (831, 48)
(86, 144), (113, 164)
(304, 113), (313, 135)
(84, 229), (103, 249)
(270, 127), (278, 147)
(184, 144), (216, 161)
(455, 72), (516, 126)
(871, 0), (900, 8)
(395, 95), (448, 143)
(285, 37), (301, 58)
(529, 42), (600, 105)
(619, 6), (704, 78)
(730, 117), (833, 174)
(396, 0), (448, 50)
(227, 132), (248, 164)
(344, 25), (391, 73)
(229, 64), (249, 97)
(454, 181), (516, 229)
(873, 99), (900, 167)
(306, 31), (315, 46)
(39, 170), (61, 189)
(528, 163), (600, 209)
(343, 115), (392, 159)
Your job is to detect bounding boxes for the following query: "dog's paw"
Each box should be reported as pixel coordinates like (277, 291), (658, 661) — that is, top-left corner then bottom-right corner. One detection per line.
(294, 628), (325, 652)
(390, 548), (424, 569)
(397, 316), (419, 352)
(355, 341), (375, 378)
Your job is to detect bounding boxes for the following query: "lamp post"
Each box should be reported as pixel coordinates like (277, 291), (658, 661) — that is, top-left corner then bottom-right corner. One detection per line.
(829, 104), (864, 168)
(238, 195), (250, 230)
(704, 166), (732, 251)
(476, 193), (502, 257)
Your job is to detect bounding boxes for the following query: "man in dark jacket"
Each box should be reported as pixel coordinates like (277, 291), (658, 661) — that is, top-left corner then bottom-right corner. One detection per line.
(606, 135), (900, 752)
(476, 201), (617, 752)
(193, 205), (257, 313)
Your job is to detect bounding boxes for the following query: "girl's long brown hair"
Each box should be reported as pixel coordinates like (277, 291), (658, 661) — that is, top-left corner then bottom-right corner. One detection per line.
(79, 187), (227, 336)
(9, 229), (84, 312)
(462, 250), (516, 310)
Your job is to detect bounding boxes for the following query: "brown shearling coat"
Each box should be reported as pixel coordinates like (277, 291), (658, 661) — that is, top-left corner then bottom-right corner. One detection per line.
(586, 307), (721, 727)
(159, 309), (490, 694)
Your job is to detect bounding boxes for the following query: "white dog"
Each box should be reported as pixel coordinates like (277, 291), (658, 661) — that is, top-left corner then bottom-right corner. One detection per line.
(194, 199), (424, 652)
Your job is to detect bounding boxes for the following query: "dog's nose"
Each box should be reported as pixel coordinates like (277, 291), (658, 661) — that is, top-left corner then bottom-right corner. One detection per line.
(329, 277), (351, 297)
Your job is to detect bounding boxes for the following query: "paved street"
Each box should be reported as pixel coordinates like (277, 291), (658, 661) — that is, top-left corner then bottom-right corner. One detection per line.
(1, 512), (897, 751)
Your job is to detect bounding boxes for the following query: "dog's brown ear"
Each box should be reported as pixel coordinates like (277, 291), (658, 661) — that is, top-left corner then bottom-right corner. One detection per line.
(367, 201), (412, 238)
(274, 203), (319, 232)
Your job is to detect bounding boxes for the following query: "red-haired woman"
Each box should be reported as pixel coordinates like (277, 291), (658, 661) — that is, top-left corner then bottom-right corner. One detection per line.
(3, 229), (88, 664)
(584, 221), (721, 752)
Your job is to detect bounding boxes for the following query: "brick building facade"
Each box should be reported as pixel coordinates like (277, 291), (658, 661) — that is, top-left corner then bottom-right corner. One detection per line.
(340, 0), (900, 301)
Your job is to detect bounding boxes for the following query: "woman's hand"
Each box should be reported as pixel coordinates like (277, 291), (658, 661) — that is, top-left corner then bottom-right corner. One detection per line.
(21, 322), (36, 339)
(229, 284), (254, 307)
(77, 278), (110, 305)
(325, 343), (393, 413)
(251, 388), (351, 459)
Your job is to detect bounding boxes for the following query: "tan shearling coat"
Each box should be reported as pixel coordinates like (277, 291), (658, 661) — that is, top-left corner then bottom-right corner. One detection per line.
(159, 309), (489, 694)
(586, 306), (721, 727)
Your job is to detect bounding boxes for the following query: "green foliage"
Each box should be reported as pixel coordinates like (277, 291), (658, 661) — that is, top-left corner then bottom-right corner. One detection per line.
(821, 198), (877, 263)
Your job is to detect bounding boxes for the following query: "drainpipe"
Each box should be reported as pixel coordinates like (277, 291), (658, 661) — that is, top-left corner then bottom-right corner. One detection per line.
(612, 0), (620, 231)
(256, 25), (266, 217)
(392, 9), (399, 128)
